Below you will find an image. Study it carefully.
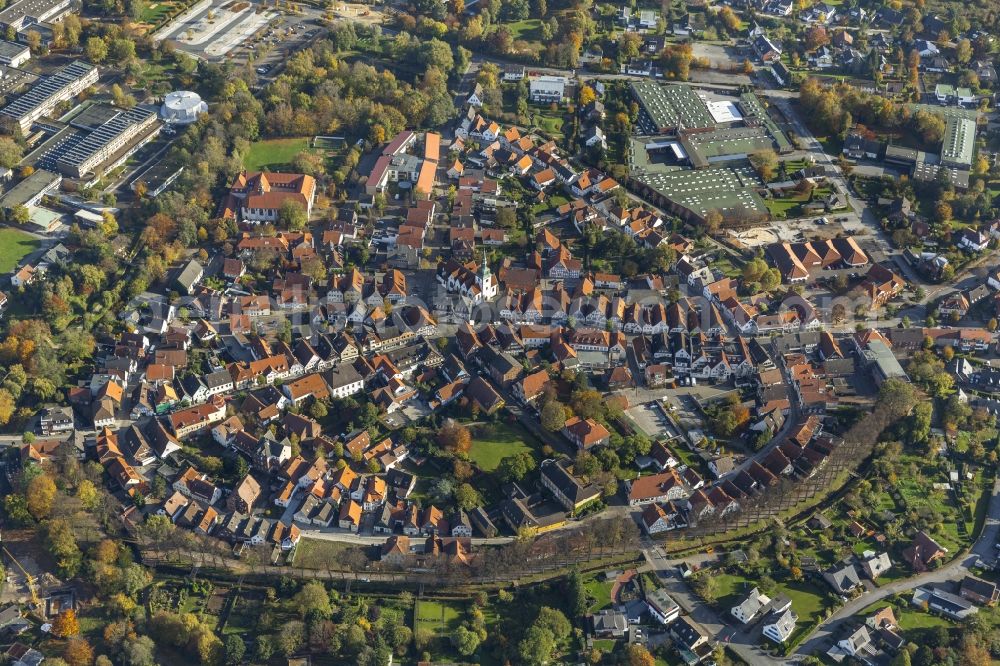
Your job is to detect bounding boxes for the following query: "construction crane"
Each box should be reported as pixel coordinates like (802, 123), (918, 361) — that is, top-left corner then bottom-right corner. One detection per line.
(2, 547), (40, 610)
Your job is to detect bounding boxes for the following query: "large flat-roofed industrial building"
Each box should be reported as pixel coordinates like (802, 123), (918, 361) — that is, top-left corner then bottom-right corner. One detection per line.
(626, 82), (788, 225)
(940, 116), (976, 169)
(0, 167), (60, 209)
(631, 80), (715, 133)
(0, 60), (97, 134)
(42, 104), (160, 178)
(0, 0), (73, 31)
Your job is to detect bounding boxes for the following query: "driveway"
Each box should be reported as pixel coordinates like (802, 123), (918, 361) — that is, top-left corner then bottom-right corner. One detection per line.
(642, 548), (780, 666)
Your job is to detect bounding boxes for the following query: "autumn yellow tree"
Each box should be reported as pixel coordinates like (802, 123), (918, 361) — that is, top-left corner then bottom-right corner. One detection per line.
(92, 539), (120, 565)
(26, 474), (56, 520)
(63, 637), (94, 666)
(0, 389), (14, 427)
(626, 644), (656, 666)
(52, 609), (80, 638)
(579, 85), (596, 106)
(77, 479), (99, 511)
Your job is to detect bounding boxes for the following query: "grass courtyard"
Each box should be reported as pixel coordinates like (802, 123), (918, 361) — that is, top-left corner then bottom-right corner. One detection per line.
(530, 106), (566, 139)
(467, 422), (537, 472)
(414, 599), (463, 630)
(243, 137), (312, 171)
(0, 227), (41, 274)
(583, 576), (614, 612)
(505, 18), (543, 41)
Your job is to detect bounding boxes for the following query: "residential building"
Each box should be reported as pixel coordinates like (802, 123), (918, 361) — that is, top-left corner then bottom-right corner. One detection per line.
(763, 608), (797, 644)
(539, 458), (601, 513)
(592, 609), (628, 637)
(731, 587), (771, 624)
(960, 575), (999, 605)
(562, 416), (611, 450)
(529, 76), (567, 103)
(912, 586), (978, 620)
(646, 588), (681, 624)
(823, 562), (862, 595)
(860, 551), (892, 580)
(227, 474), (261, 514)
(627, 469), (687, 505)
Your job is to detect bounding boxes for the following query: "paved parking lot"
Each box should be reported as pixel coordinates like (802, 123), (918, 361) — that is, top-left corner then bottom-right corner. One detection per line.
(690, 42), (744, 70)
(626, 401), (679, 440)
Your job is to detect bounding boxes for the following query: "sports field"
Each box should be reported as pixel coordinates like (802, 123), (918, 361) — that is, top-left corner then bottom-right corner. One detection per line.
(0, 227), (40, 274)
(243, 137), (311, 171)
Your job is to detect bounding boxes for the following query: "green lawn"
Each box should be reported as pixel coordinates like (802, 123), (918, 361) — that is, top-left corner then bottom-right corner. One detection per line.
(505, 18), (543, 41)
(243, 137), (311, 171)
(536, 115), (564, 136)
(530, 107), (565, 138)
(858, 600), (955, 631)
(712, 571), (830, 645)
(584, 576), (614, 612)
(293, 537), (365, 569)
(712, 253), (744, 279)
(140, 0), (177, 24)
(468, 422), (535, 472)
(896, 609), (954, 631)
(531, 193), (570, 215)
(0, 227), (40, 274)
(593, 638), (617, 652)
(414, 599), (464, 636)
(780, 580), (829, 627)
(764, 196), (805, 218)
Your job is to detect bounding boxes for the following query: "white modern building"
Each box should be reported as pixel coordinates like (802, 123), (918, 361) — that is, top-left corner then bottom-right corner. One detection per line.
(160, 90), (208, 124)
(529, 76), (567, 103)
(646, 588), (680, 624)
(763, 609), (797, 644)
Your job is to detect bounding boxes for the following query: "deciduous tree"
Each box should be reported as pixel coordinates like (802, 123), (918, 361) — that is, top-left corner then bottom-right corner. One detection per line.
(52, 609), (80, 638)
(26, 474), (56, 519)
(437, 420), (471, 454)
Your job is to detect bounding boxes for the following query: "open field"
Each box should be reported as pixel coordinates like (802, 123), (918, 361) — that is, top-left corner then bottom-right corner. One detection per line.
(293, 537), (365, 569)
(243, 137), (311, 171)
(468, 422), (536, 471)
(0, 228), (41, 274)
